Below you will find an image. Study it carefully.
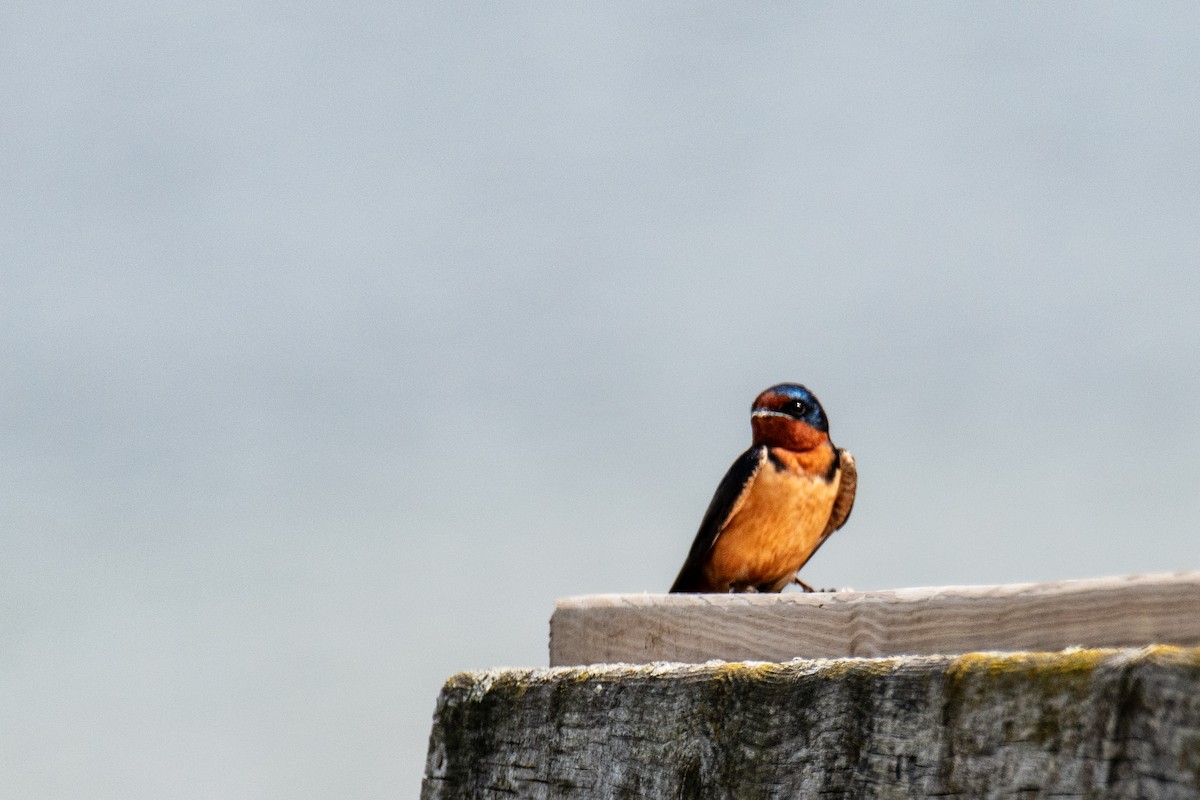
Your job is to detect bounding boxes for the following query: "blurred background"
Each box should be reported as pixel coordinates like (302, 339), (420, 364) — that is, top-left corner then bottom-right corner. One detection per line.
(4, 3), (1200, 797)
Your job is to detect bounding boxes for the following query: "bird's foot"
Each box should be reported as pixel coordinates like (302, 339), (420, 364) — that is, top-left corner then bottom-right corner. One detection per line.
(793, 577), (836, 593)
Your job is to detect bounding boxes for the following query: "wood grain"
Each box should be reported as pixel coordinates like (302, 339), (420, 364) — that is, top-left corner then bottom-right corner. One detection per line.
(423, 646), (1200, 799)
(550, 571), (1200, 666)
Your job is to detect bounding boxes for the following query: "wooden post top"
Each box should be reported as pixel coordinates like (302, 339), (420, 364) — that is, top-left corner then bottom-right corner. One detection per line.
(425, 645), (1200, 798)
(550, 570), (1200, 666)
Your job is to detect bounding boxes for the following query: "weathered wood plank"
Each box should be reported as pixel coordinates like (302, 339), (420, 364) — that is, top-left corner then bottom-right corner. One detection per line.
(422, 646), (1200, 799)
(550, 571), (1200, 666)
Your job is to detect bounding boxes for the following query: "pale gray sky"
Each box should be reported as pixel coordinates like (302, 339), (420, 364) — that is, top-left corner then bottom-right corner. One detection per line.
(5, 3), (1200, 797)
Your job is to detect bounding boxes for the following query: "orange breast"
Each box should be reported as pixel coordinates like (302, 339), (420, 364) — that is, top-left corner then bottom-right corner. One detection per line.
(703, 458), (840, 591)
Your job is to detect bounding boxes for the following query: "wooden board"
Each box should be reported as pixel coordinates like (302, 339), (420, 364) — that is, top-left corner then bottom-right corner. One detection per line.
(550, 570), (1200, 666)
(423, 646), (1200, 798)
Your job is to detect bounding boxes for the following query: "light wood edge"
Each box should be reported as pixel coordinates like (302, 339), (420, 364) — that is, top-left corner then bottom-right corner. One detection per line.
(554, 570), (1200, 610)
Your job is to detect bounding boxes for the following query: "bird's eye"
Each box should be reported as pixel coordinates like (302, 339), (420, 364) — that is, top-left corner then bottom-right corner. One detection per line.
(790, 400), (808, 416)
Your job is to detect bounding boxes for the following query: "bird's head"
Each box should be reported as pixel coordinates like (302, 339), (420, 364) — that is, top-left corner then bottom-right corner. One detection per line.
(750, 383), (830, 450)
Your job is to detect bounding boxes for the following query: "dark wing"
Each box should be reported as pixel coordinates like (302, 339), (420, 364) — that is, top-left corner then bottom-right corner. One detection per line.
(792, 448), (857, 576)
(822, 448), (856, 537)
(669, 446), (766, 593)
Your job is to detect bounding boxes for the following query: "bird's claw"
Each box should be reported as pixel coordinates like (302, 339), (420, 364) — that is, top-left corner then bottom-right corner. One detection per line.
(793, 577), (835, 593)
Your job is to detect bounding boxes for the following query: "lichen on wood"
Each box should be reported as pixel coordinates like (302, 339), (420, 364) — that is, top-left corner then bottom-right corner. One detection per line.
(421, 646), (1200, 799)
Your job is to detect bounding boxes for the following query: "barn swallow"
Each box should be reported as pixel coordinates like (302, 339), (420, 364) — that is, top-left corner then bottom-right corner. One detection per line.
(669, 383), (857, 593)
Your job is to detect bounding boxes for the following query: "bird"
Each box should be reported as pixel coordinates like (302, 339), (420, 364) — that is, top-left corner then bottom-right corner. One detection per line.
(669, 383), (856, 594)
